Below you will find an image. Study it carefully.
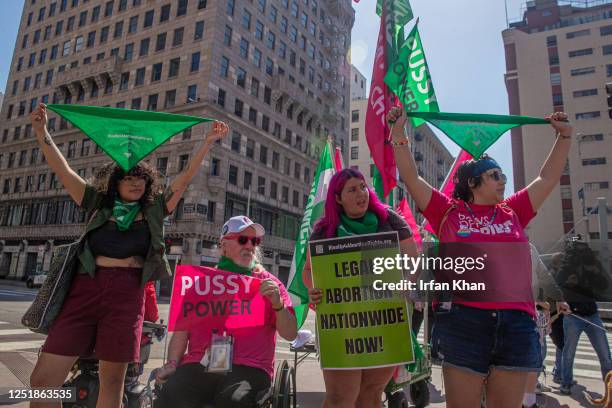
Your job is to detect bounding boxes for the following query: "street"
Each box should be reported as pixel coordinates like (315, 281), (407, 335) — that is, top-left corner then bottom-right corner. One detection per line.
(0, 283), (609, 407)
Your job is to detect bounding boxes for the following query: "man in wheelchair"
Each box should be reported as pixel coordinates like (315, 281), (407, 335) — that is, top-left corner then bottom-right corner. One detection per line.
(154, 216), (297, 407)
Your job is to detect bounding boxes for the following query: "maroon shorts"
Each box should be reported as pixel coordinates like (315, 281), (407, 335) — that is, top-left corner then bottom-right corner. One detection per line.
(42, 266), (145, 363)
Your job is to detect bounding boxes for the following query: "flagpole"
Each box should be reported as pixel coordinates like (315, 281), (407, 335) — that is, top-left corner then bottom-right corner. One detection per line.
(504, 0), (510, 28)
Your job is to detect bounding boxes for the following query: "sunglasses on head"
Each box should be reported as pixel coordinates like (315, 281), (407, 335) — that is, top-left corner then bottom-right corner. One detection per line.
(485, 170), (507, 182)
(224, 235), (262, 246)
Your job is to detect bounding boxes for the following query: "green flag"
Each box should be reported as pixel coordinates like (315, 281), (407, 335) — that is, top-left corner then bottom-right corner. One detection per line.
(287, 143), (336, 328)
(47, 104), (213, 171)
(377, 0), (414, 31)
(385, 22), (440, 128)
(372, 166), (394, 207)
(406, 111), (549, 158)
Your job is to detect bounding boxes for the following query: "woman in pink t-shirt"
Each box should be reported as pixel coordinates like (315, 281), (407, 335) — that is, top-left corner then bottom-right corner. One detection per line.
(387, 107), (572, 408)
(154, 216), (297, 408)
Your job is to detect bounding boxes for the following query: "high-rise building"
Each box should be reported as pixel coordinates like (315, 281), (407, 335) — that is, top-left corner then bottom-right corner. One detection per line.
(503, 0), (612, 254)
(348, 65), (453, 221)
(0, 92), (4, 111)
(0, 0), (355, 293)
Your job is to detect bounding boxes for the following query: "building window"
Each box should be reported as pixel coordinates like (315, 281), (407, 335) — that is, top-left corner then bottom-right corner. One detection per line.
(228, 165), (238, 185)
(351, 110), (359, 123)
(571, 66), (595, 76)
(270, 181), (277, 199)
(151, 63), (162, 82)
(231, 132), (241, 152)
(169, 58), (180, 78)
(568, 48), (593, 58)
(351, 146), (359, 160)
(147, 93), (158, 110)
(156, 157), (168, 175)
(164, 89), (176, 108)
(566, 29), (590, 39)
(243, 171), (252, 189)
(575, 111), (600, 120)
(582, 157), (606, 166)
(217, 88), (226, 107)
(194, 21), (204, 41)
(187, 85), (197, 103)
(351, 128), (359, 141)
(226, 0), (235, 16)
(140, 38), (150, 56)
(191, 52), (200, 72)
(603, 44), (612, 55)
(144, 9), (154, 27)
(210, 158), (220, 176)
(173, 27), (184, 47)
(220, 56), (229, 77)
(240, 38), (249, 59)
(601, 24), (612, 36)
(156, 33), (167, 51)
(224, 25), (232, 46)
(160, 4), (170, 22)
(246, 139), (255, 158)
(178, 154), (189, 171)
(237, 67), (246, 88)
(234, 99), (243, 117)
(573, 89), (598, 98)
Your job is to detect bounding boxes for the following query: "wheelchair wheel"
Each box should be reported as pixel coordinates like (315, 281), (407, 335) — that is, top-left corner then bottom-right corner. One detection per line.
(272, 360), (295, 408)
(387, 390), (409, 408)
(409, 380), (430, 408)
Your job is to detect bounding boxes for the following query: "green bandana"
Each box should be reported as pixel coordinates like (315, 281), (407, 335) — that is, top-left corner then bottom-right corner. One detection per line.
(217, 256), (256, 276)
(337, 212), (379, 237)
(113, 199), (141, 231)
(47, 104), (213, 172)
(404, 111), (549, 159)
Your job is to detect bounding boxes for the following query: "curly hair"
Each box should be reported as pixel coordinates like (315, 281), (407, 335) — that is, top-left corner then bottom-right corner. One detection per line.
(452, 154), (497, 203)
(90, 161), (162, 208)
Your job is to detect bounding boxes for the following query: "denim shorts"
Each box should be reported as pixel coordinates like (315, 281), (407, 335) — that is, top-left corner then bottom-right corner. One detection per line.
(432, 304), (541, 376)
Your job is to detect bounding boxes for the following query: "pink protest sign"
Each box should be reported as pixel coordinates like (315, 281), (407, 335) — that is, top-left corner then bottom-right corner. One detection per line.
(168, 265), (267, 332)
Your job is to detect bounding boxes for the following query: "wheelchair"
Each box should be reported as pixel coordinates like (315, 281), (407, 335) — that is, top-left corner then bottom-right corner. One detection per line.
(146, 359), (296, 408)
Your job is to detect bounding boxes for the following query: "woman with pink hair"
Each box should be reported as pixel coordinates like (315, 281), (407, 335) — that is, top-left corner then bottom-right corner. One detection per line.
(302, 168), (419, 407)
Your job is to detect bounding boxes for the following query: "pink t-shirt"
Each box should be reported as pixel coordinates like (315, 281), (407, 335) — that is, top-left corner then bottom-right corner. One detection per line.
(421, 188), (537, 316)
(179, 270), (295, 379)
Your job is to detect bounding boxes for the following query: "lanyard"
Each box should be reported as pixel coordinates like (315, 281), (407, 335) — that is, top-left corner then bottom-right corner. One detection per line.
(464, 202), (498, 227)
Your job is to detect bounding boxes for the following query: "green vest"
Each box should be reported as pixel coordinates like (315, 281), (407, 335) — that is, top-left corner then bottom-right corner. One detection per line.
(77, 184), (172, 287)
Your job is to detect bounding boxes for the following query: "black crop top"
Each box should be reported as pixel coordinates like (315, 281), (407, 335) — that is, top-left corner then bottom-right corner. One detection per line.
(88, 219), (151, 259)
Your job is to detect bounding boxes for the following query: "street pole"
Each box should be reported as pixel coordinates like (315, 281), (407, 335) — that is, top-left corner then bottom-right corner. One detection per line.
(246, 186), (252, 218)
(597, 197), (610, 274)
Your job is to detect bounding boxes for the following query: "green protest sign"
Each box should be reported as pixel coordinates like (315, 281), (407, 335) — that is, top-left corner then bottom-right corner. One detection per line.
(310, 232), (414, 369)
(47, 104), (213, 171)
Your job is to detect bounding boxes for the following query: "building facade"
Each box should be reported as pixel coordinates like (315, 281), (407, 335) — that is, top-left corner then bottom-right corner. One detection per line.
(503, 0), (612, 254)
(0, 0), (355, 293)
(348, 65), (453, 222)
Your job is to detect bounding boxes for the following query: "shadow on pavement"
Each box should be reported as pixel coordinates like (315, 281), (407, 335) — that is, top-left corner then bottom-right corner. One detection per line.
(297, 392), (326, 408)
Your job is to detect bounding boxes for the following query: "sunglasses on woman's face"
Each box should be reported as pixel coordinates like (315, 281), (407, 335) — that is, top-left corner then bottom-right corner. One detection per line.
(485, 170), (507, 183)
(225, 235), (262, 246)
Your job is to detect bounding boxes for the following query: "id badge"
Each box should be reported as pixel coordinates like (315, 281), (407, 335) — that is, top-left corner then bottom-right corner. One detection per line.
(206, 332), (233, 373)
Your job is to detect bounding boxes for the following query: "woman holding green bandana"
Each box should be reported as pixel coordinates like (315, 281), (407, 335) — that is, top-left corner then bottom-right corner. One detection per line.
(303, 168), (419, 408)
(155, 216), (297, 407)
(28, 103), (228, 408)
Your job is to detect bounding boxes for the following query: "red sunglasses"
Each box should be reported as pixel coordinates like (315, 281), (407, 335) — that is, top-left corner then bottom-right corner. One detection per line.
(224, 235), (262, 246)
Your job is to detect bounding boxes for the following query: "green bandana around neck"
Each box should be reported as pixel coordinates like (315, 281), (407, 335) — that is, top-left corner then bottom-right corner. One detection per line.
(337, 211), (379, 237)
(217, 256), (256, 276)
(112, 199), (141, 231)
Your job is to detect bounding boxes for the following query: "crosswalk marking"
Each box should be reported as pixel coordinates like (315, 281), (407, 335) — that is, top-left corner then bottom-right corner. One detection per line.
(0, 340), (44, 352)
(0, 329), (36, 336)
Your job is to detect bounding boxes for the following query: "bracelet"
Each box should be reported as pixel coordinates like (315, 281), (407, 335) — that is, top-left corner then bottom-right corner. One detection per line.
(391, 139), (410, 147)
(165, 360), (178, 368)
(557, 132), (571, 139)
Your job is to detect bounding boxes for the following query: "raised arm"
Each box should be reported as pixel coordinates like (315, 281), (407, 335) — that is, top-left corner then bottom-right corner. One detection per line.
(387, 107), (433, 212)
(29, 104), (86, 205)
(165, 121), (229, 213)
(526, 112), (573, 212)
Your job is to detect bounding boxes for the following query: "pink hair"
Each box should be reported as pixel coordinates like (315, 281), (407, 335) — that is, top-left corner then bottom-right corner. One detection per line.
(314, 168), (389, 238)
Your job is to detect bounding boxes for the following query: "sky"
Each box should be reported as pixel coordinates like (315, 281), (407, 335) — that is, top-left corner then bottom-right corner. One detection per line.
(0, 0), (529, 193)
